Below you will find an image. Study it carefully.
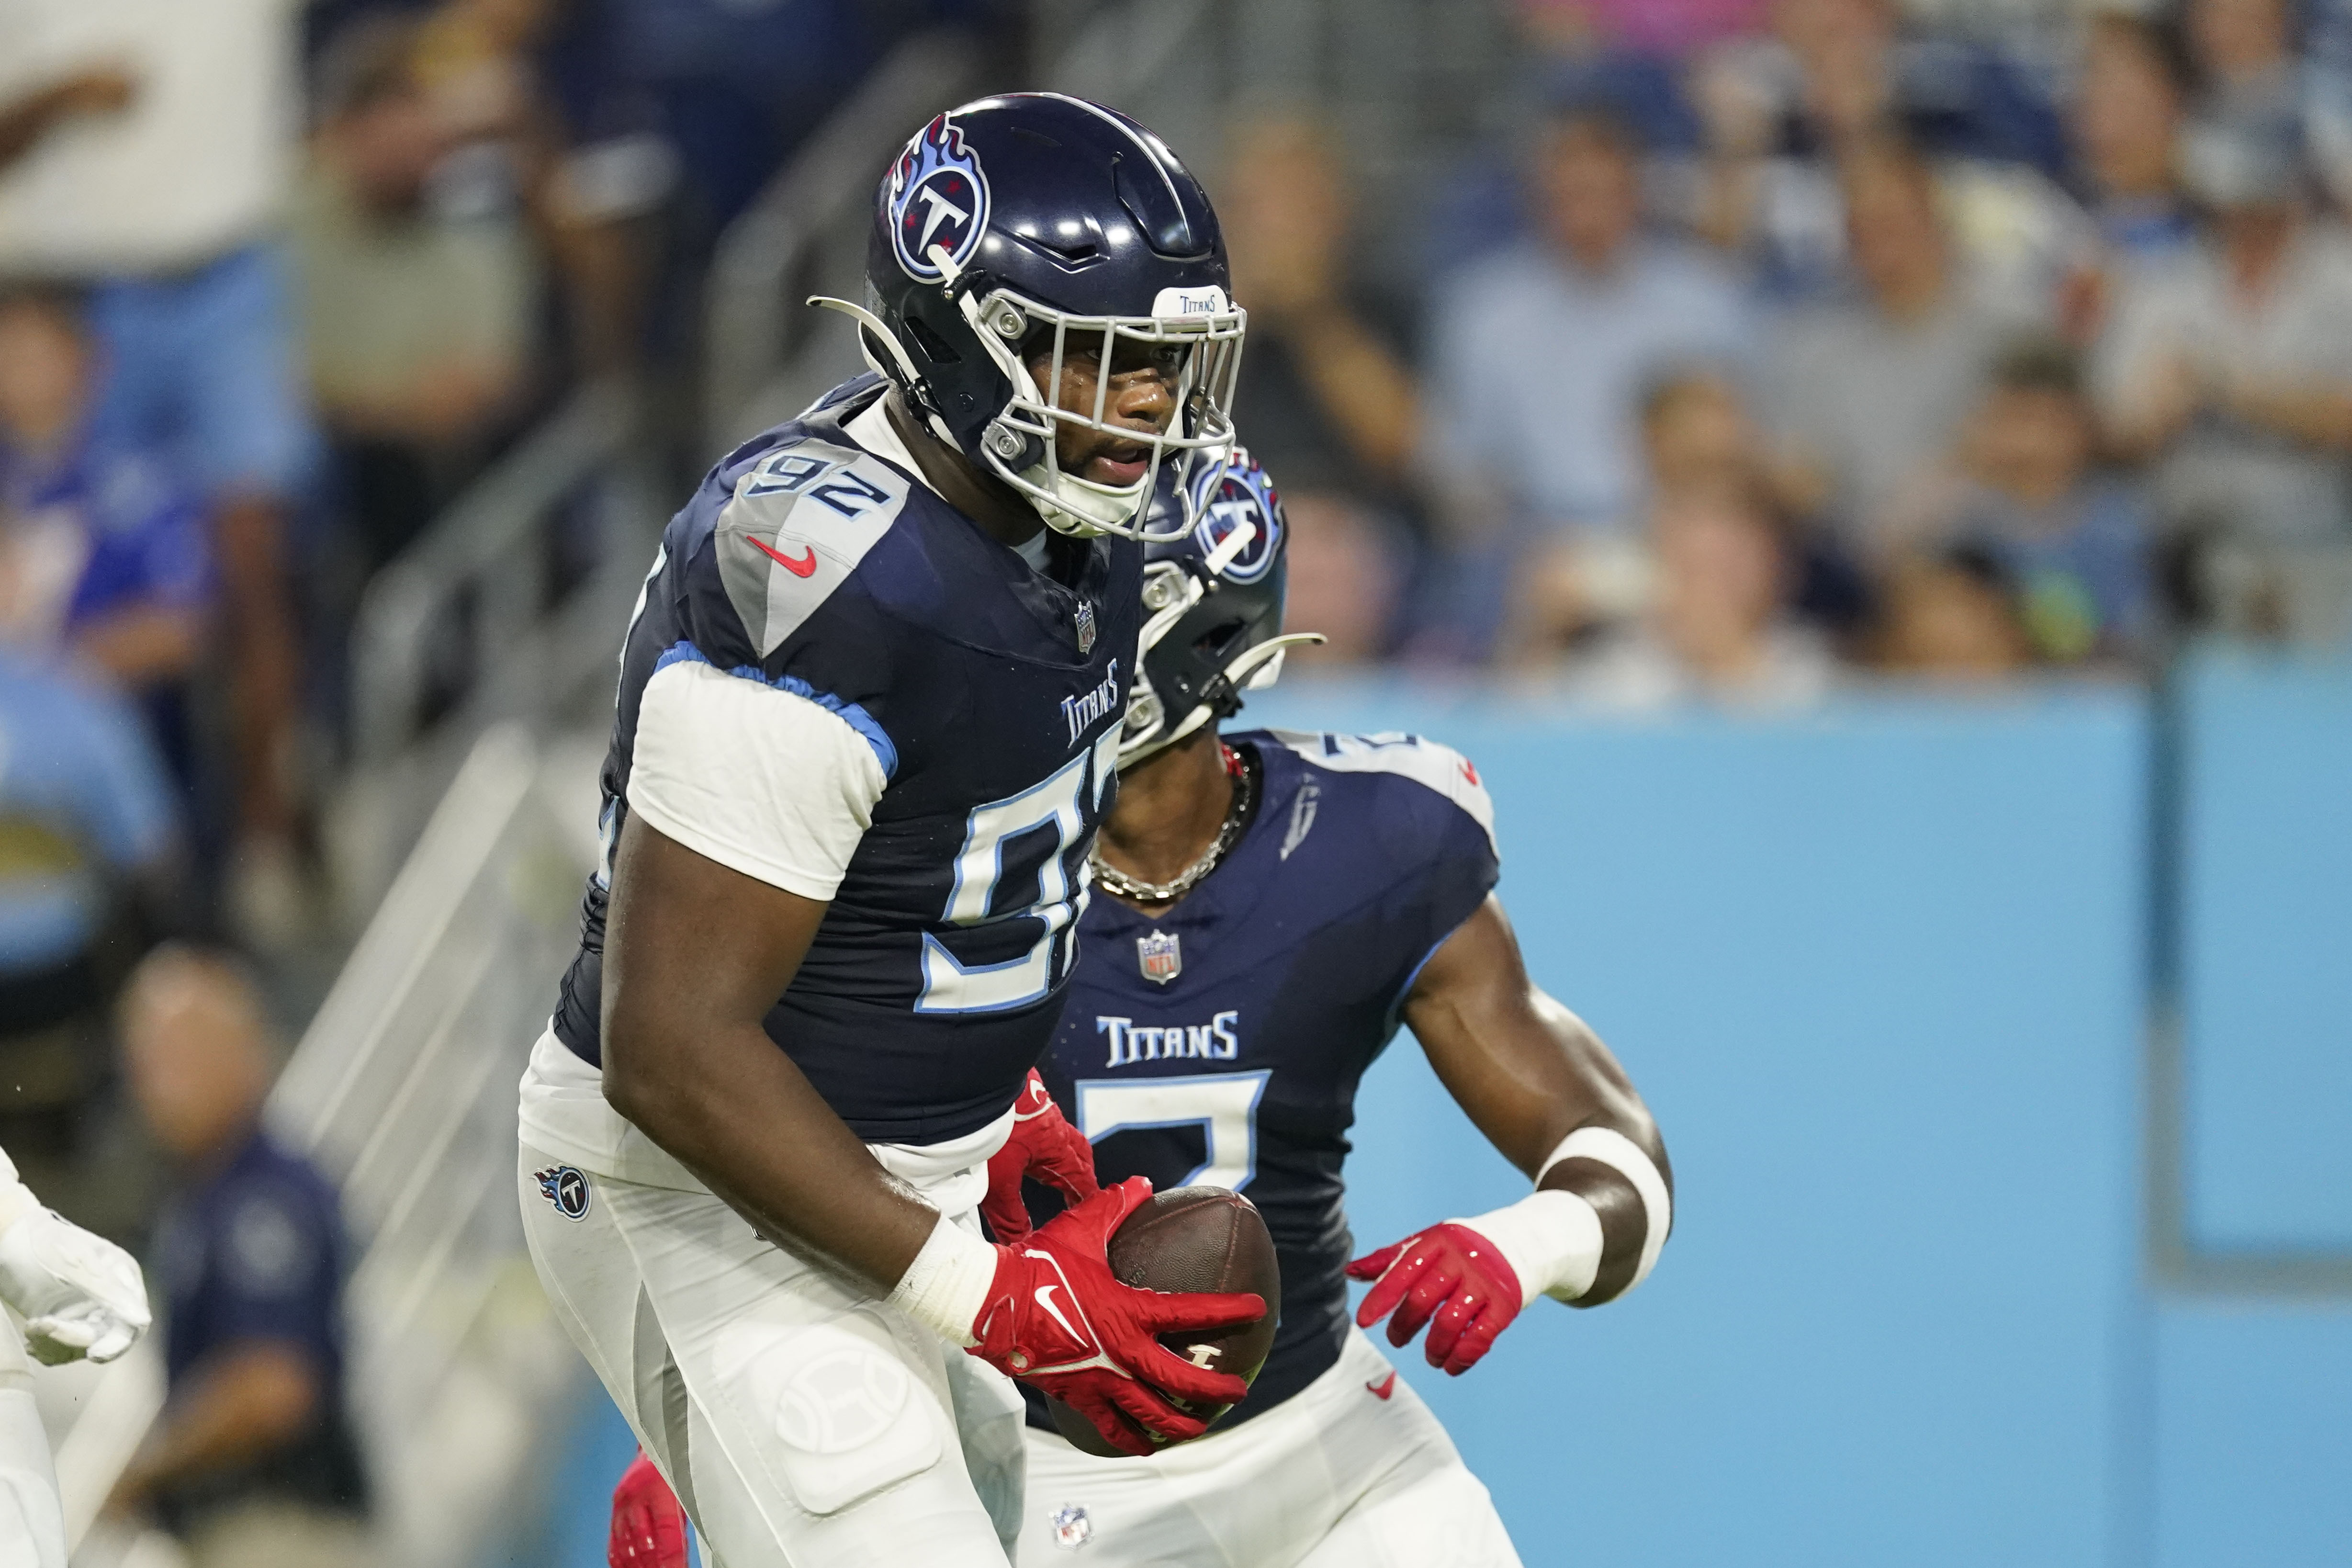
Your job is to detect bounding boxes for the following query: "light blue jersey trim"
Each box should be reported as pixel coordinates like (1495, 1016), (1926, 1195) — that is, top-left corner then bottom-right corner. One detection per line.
(653, 641), (900, 779)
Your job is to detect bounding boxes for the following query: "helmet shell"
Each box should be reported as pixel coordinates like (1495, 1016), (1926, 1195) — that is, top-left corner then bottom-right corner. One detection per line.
(865, 94), (1229, 464)
(1123, 450), (1294, 762)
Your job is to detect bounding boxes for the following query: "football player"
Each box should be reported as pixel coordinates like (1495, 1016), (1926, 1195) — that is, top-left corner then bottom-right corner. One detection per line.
(519, 95), (1268, 1568)
(606, 454), (1673, 1567)
(0, 1146), (152, 1568)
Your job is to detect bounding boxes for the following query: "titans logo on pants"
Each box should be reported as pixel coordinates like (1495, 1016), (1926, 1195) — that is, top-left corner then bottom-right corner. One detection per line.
(890, 113), (990, 281)
(536, 1164), (592, 1220)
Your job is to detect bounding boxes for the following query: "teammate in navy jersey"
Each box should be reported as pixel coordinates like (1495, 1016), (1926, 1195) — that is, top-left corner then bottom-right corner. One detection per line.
(997, 455), (1677, 1566)
(607, 454), (1676, 1568)
(521, 95), (1273, 1568)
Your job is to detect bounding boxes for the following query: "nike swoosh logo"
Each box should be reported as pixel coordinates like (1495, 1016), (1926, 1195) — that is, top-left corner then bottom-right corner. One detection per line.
(749, 536), (819, 577)
(1035, 1284), (1082, 1343)
(1366, 1372), (1396, 1400)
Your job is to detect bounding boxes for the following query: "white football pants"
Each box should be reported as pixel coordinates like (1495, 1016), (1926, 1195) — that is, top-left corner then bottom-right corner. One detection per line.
(1015, 1327), (1522, 1568)
(0, 1314), (66, 1568)
(518, 1136), (1026, 1568)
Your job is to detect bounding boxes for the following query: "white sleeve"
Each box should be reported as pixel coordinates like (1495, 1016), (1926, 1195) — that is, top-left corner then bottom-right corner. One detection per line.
(625, 658), (889, 901)
(0, 1143), (31, 1233)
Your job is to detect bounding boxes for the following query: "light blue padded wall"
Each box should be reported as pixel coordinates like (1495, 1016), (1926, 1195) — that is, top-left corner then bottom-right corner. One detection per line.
(2177, 651), (2352, 1252)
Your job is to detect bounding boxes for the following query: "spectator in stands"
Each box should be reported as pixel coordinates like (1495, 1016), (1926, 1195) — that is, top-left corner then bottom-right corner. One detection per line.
(1423, 106), (1751, 661)
(1426, 106), (1751, 544)
(1687, 0), (2068, 296)
(2185, 0), (2299, 128)
(0, 653), (180, 1239)
(2096, 112), (2352, 552)
(415, 0), (674, 383)
(0, 287), (212, 709)
(0, 0), (318, 941)
(1519, 0), (1766, 62)
(0, 63), (136, 172)
(1554, 480), (1834, 707)
(1881, 336), (2154, 666)
(1768, 134), (2042, 543)
(1868, 545), (2035, 679)
(2071, 11), (2197, 268)
(107, 946), (368, 1568)
(1505, 368), (1761, 654)
(295, 16), (535, 573)
(1220, 113), (1415, 663)
(1226, 114), (1421, 516)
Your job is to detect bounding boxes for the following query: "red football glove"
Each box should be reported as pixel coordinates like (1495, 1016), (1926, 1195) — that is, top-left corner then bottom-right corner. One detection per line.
(1347, 1222), (1525, 1376)
(979, 1070), (1100, 1243)
(970, 1176), (1264, 1456)
(608, 1449), (688, 1568)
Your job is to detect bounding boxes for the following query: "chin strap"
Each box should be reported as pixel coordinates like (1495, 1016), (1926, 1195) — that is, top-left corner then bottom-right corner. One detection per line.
(805, 294), (964, 450)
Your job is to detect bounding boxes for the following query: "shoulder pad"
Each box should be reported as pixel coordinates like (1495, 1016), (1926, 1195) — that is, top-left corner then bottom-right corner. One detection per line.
(713, 433), (913, 657)
(1265, 730), (1497, 858)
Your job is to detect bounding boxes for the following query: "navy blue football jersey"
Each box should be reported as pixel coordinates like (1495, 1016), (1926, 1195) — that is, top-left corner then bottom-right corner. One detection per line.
(551, 374), (1141, 1143)
(1026, 728), (1501, 1429)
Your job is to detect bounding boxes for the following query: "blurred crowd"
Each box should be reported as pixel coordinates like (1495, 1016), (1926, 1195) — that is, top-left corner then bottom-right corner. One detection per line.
(0, 0), (1005, 958)
(1234, 0), (2352, 699)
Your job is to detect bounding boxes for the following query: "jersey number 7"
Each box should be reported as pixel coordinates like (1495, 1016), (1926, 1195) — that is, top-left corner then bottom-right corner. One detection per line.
(1069, 1071), (1271, 1192)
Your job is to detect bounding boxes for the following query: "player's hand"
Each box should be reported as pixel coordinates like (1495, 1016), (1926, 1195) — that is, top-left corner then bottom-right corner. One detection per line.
(608, 1449), (689, 1568)
(980, 1070), (1100, 1242)
(969, 1176), (1263, 1457)
(0, 1206), (151, 1365)
(1347, 1223), (1524, 1377)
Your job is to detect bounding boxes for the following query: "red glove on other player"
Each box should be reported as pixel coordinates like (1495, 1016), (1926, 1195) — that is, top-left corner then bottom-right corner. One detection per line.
(979, 1069), (1100, 1242)
(608, 1449), (688, 1568)
(1347, 1223), (1525, 1376)
(970, 1176), (1263, 1457)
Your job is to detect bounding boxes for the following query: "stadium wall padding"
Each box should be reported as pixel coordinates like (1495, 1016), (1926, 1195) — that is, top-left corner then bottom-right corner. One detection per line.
(2178, 651), (2352, 1252)
(537, 664), (2352, 1568)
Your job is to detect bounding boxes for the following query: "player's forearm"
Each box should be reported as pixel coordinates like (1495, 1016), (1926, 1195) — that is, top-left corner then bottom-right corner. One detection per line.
(602, 1020), (937, 1292)
(111, 1344), (316, 1510)
(601, 815), (940, 1292)
(1403, 899), (1672, 1307)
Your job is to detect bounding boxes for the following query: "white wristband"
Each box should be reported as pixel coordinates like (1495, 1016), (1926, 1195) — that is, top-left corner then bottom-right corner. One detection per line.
(885, 1212), (999, 1347)
(1456, 1189), (1604, 1307)
(0, 1144), (35, 1237)
(1539, 1127), (1673, 1294)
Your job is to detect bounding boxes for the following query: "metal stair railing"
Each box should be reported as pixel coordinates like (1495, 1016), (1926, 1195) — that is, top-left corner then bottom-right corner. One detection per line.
(349, 381), (638, 767)
(701, 29), (987, 448)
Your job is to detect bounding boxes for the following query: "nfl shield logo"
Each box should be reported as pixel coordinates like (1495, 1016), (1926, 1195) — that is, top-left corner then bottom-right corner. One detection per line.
(1137, 930), (1181, 985)
(1074, 600), (1097, 655)
(1050, 1503), (1092, 1550)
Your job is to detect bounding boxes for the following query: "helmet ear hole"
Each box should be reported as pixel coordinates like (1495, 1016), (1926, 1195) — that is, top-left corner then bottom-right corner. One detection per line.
(1192, 621), (1245, 660)
(904, 315), (962, 365)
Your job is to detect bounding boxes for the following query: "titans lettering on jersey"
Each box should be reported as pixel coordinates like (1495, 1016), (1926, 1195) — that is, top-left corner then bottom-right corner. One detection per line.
(1026, 730), (1500, 1429)
(1097, 1010), (1240, 1065)
(551, 373), (1141, 1143)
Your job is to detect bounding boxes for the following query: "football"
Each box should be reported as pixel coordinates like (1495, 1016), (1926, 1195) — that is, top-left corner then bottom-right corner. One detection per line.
(1047, 1185), (1282, 1456)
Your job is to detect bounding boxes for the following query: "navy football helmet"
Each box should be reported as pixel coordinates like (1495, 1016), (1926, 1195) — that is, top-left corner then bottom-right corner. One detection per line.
(1120, 448), (1324, 766)
(812, 93), (1244, 541)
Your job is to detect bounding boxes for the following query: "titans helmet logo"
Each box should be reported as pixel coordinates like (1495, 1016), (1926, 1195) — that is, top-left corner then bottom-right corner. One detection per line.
(1191, 454), (1282, 585)
(889, 113), (990, 282)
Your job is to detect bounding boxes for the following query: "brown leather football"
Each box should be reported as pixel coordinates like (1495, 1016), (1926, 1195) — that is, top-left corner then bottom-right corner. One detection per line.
(1047, 1184), (1281, 1456)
